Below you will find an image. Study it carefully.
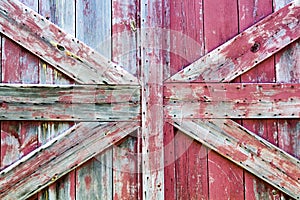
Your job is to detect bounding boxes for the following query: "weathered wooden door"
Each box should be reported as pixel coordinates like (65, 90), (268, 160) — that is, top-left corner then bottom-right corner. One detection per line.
(0, 0), (299, 199)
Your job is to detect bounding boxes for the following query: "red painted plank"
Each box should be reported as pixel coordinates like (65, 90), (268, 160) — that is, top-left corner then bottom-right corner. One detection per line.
(167, 2), (300, 82)
(170, 118), (300, 199)
(163, 123), (176, 200)
(1, 36), (39, 169)
(0, 121), (138, 200)
(0, 0), (137, 84)
(168, 1), (208, 199)
(164, 83), (300, 119)
(238, 0), (272, 32)
(202, 1), (244, 199)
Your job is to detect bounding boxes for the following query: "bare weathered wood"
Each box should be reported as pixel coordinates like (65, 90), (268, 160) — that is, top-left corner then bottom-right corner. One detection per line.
(0, 0), (137, 84)
(0, 121), (139, 200)
(167, 2), (300, 82)
(0, 84), (140, 121)
(141, 0), (165, 199)
(75, 1), (115, 199)
(169, 118), (300, 199)
(164, 83), (300, 119)
(111, 1), (140, 199)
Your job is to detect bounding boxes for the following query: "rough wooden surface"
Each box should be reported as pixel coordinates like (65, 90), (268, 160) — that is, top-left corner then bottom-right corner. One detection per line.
(112, 0), (141, 199)
(170, 118), (300, 199)
(74, 1), (115, 199)
(141, 0), (165, 199)
(164, 83), (300, 119)
(0, 84), (140, 121)
(166, 1), (208, 198)
(0, 0), (137, 85)
(0, 121), (139, 200)
(167, 2), (300, 82)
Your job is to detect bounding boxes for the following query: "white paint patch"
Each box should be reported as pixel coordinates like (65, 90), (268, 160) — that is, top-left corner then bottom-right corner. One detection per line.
(295, 0), (300, 6)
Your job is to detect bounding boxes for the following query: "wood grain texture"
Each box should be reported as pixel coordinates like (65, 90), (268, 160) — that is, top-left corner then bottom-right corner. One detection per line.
(140, 0), (165, 199)
(112, 0), (139, 76)
(167, 1), (209, 199)
(112, 0), (140, 199)
(0, 84), (140, 121)
(38, 1), (76, 199)
(164, 83), (300, 119)
(75, 1), (115, 199)
(1, 13), (39, 170)
(169, 118), (300, 199)
(0, 0), (137, 84)
(167, 2), (300, 82)
(39, 0), (75, 36)
(0, 121), (139, 200)
(202, 1), (244, 199)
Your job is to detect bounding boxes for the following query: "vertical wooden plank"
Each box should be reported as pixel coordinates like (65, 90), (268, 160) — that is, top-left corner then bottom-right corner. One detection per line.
(111, 1), (140, 199)
(203, 0), (239, 53)
(39, 0), (75, 36)
(276, 23), (300, 164)
(113, 136), (139, 200)
(275, 1), (300, 199)
(238, 1), (288, 198)
(175, 131), (208, 200)
(76, 0), (111, 58)
(112, 0), (139, 76)
(169, 0), (204, 75)
(75, 1), (113, 199)
(37, 1), (76, 199)
(1, 7), (39, 170)
(140, 0), (165, 199)
(76, 154), (113, 200)
(238, 0), (272, 32)
(168, 0), (208, 199)
(163, 123), (176, 200)
(0, 0), (39, 166)
(204, 0), (244, 199)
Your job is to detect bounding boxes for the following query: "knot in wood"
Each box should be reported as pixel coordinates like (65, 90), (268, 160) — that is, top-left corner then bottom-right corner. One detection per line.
(250, 42), (260, 53)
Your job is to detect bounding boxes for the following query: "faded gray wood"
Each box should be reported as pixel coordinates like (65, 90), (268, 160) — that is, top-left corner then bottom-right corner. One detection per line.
(75, 1), (114, 199)
(76, 0), (111, 59)
(39, 0), (75, 36)
(0, 84), (140, 121)
(0, 121), (139, 200)
(0, 0), (137, 84)
(170, 118), (300, 199)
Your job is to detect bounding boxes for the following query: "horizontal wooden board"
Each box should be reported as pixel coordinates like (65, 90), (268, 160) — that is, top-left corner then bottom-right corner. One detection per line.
(0, 84), (140, 121)
(167, 2), (300, 82)
(164, 83), (300, 119)
(0, 121), (139, 200)
(169, 118), (300, 199)
(0, 0), (138, 84)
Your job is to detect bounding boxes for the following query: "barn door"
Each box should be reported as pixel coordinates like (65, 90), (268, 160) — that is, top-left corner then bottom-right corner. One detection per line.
(0, 0), (300, 199)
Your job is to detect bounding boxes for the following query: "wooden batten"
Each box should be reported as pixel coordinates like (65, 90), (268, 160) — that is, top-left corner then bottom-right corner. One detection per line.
(169, 118), (300, 199)
(164, 83), (300, 119)
(0, 84), (140, 121)
(167, 2), (300, 82)
(0, 121), (139, 200)
(0, 0), (138, 85)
